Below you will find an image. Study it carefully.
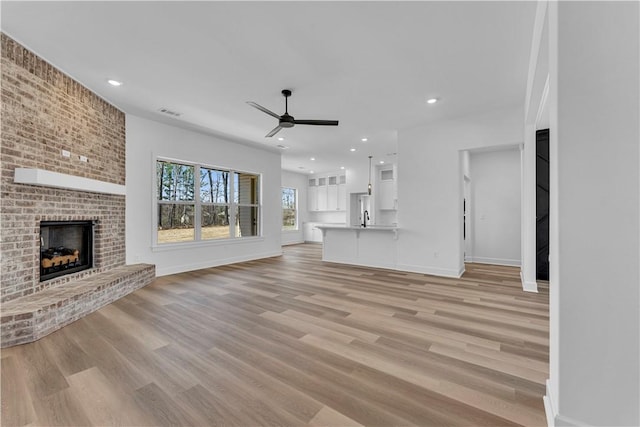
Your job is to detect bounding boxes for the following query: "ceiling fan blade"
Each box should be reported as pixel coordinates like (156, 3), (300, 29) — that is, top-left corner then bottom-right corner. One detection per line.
(265, 125), (283, 138)
(294, 119), (339, 126)
(247, 101), (281, 120)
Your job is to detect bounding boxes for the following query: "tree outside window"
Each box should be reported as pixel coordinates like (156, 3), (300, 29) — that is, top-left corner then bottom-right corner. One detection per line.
(200, 168), (231, 240)
(157, 161), (195, 243)
(156, 160), (260, 244)
(282, 187), (297, 231)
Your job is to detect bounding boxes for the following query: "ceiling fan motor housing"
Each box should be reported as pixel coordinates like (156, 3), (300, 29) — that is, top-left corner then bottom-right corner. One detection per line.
(280, 113), (295, 128)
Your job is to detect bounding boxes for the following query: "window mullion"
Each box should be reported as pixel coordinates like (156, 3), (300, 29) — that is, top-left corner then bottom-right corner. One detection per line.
(230, 171), (236, 238)
(194, 166), (201, 241)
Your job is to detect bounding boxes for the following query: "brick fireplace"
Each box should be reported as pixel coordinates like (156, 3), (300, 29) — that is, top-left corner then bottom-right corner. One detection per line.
(0, 34), (155, 347)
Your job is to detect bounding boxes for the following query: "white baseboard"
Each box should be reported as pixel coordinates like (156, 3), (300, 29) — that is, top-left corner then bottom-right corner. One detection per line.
(555, 414), (592, 427)
(155, 250), (283, 277)
(467, 256), (521, 267)
(543, 380), (591, 427)
(323, 258), (398, 272)
(521, 271), (539, 293)
(396, 263), (464, 278)
(544, 379), (556, 427)
(281, 240), (304, 246)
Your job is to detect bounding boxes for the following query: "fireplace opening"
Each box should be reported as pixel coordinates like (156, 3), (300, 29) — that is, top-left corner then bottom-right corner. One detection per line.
(40, 220), (95, 282)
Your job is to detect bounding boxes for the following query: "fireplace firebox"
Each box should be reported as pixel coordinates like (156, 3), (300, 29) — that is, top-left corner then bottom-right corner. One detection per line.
(40, 220), (95, 281)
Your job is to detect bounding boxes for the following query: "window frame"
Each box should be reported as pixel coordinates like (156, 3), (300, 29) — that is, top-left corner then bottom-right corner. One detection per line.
(153, 156), (262, 247)
(281, 187), (298, 231)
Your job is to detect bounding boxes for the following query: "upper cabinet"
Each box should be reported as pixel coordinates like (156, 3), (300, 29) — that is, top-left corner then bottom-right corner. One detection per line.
(308, 172), (347, 211)
(377, 165), (397, 211)
(307, 178), (318, 211)
(337, 174), (347, 211)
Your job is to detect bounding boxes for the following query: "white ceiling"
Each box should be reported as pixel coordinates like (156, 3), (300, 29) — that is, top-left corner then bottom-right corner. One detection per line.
(1, 1), (536, 174)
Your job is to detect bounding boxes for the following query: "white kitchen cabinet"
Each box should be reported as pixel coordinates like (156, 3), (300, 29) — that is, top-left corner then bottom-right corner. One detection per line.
(316, 177), (328, 211)
(303, 222), (323, 242)
(377, 166), (397, 210)
(327, 175), (338, 210)
(308, 172), (346, 212)
(327, 185), (338, 210)
(308, 184), (318, 211)
(337, 180), (346, 211)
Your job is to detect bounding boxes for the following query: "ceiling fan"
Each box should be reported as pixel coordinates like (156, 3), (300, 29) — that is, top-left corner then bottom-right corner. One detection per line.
(247, 89), (339, 137)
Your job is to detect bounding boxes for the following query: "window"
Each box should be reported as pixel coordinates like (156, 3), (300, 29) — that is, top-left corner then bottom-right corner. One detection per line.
(282, 187), (297, 231)
(157, 161), (195, 243)
(156, 160), (260, 244)
(200, 167), (231, 240)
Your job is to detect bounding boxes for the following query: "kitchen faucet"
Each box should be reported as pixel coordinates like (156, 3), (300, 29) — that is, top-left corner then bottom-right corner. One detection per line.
(362, 210), (370, 228)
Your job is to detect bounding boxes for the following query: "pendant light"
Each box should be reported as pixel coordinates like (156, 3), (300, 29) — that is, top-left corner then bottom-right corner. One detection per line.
(368, 155), (372, 195)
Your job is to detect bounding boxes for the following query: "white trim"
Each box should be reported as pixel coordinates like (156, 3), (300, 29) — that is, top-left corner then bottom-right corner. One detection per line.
(536, 74), (551, 127)
(543, 379), (593, 427)
(396, 263), (464, 278)
(525, 0), (550, 121)
(521, 271), (539, 293)
(555, 415), (593, 427)
(323, 258), (397, 271)
(155, 250), (282, 277)
(467, 257), (521, 267)
(544, 379), (556, 427)
(152, 236), (264, 252)
(14, 168), (126, 195)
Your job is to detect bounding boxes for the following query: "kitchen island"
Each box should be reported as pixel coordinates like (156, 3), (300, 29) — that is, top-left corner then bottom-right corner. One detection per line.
(315, 224), (399, 270)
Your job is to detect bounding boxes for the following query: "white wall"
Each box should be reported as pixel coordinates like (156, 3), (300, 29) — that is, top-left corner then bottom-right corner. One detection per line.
(548, 2), (640, 426)
(281, 170), (308, 245)
(126, 115), (283, 276)
(397, 106), (523, 277)
(469, 147), (521, 266)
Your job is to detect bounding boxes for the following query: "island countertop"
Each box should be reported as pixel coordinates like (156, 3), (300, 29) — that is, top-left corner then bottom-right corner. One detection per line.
(315, 224), (398, 232)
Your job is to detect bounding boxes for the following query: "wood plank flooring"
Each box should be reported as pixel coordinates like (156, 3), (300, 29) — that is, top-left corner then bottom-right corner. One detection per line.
(1, 244), (549, 426)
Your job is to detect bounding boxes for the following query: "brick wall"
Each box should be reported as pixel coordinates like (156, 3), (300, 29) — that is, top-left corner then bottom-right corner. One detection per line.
(1, 33), (127, 302)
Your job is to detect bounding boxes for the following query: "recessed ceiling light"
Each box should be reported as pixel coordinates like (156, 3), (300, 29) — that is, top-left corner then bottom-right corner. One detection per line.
(310, 157), (315, 161)
(310, 170), (314, 174)
(340, 166), (345, 170)
(361, 138), (368, 142)
(426, 98), (438, 104)
(108, 79), (122, 87)
(277, 144), (289, 150)
(277, 137), (284, 141)
(350, 148), (356, 152)
(379, 160), (385, 164)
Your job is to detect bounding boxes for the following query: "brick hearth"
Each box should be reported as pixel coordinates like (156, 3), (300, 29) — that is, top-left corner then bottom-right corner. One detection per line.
(1, 264), (155, 348)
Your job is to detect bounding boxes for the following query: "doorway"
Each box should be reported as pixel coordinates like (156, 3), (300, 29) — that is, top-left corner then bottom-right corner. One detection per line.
(463, 176), (471, 261)
(536, 129), (550, 280)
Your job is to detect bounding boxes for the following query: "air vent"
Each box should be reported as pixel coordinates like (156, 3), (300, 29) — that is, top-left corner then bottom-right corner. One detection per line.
(157, 108), (182, 117)
(277, 144), (289, 150)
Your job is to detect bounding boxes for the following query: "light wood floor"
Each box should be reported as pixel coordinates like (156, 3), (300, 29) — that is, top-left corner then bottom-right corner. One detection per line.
(1, 244), (549, 427)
